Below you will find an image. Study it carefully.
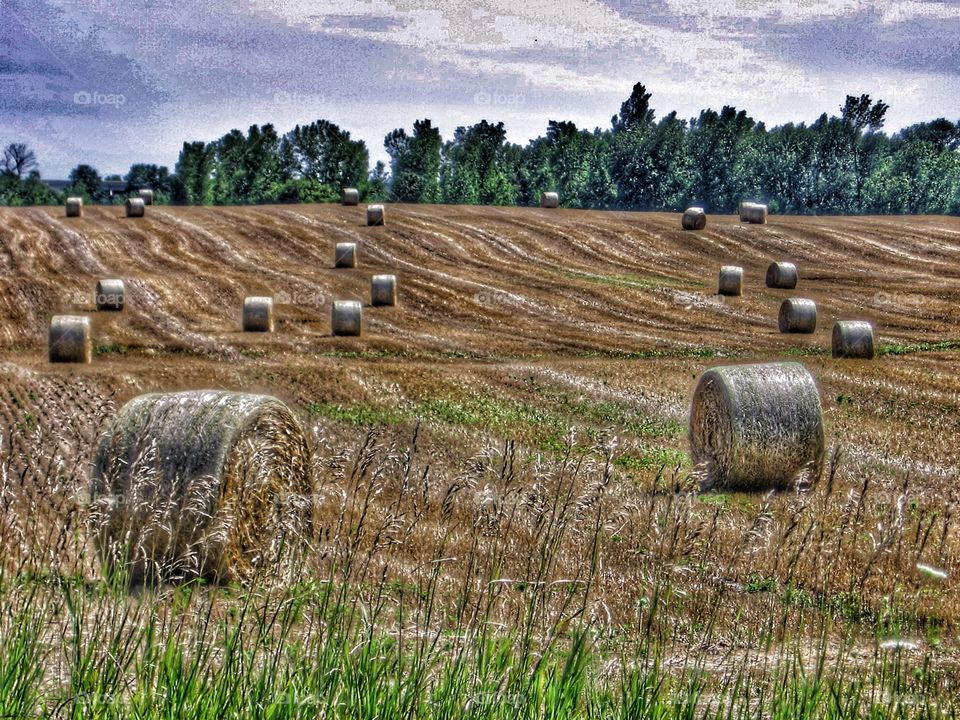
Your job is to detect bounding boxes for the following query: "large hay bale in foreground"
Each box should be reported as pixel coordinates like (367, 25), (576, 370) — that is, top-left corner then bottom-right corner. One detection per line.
(689, 362), (824, 490)
(766, 262), (798, 289)
(540, 191), (559, 208)
(367, 205), (385, 226)
(331, 300), (362, 336)
(334, 242), (358, 269)
(66, 197), (83, 218)
(89, 391), (311, 584)
(138, 189), (154, 206)
(95, 279), (125, 312)
(341, 188), (360, 206)
(243, 297), (274, 332)
(778, 298), (817, 334)
(718, 266), (743, 296)
(741, 202), (768, 224)
(371, 274), (397, 306)
(49, 315), (92, 364)
(125, 198), (145, 218)
(832, 320), (875, 359)
(682, 207), (707, 230)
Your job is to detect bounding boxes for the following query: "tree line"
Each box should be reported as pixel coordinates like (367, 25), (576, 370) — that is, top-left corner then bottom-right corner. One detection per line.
(3, 83), (958, 214)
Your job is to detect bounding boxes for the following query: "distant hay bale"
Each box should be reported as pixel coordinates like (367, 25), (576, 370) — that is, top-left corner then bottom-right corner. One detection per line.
(66, 197), (83, 218)
(681, 207), (707, 231)
(334, 242), (358, 268)
(540, 191), (559, 208)
(89, 391), (311, 584)
(138, 189), (154, 206)
(341, 188), (360, 206)
(371, 274), (397, 307)
(832, 320), (875, 359)
(689, 362), (825, 490)
(331, 300), (362, 336)
(95, 279), (125, 312)
(718, 266), (743, 296)
(765, 262), (798, 289)
(367, 205), (385, 226)
(243, 297), (274, 332)
(49, 315), (91, 364)
(741, 202), (768, 224)
(778, 298), (817, 334)
(125, 198), (145, 218)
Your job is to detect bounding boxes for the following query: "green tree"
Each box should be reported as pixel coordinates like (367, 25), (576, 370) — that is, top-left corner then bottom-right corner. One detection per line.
(67, 164), (105, 203)
(2, 143), (37, 179)
(173, 141), (214, 205)
(385, 119), (442, 203)
(441, 120), (517, 205)
(686, 106), (758, 212)
(281, 120), (369, 191)
(124, 164), (172, 202)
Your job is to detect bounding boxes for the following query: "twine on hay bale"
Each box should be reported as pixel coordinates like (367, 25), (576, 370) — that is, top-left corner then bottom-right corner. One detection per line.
(778, 298), (817, 334)
(832, 320), (875, 359)
(125, 198), (145, 218)
(243, 296), (274, 332)
(95, 279), (125, 312)
(689, 362), (825, 490)
(367, 205), (385, 226)
(540, 191), (559, 208)
(740, 202), (768, 224)
(334, 242), (358, 269)
(371, 274), (397, 307)
(766, 262), (798, 289)
(49, 315), (92, 364)
(138, 189), (154, 206)
(682, 207), (707, 230)
(89, 390), (312, 584)
(331, 300), (362, 336)
(718, 266), (743, 296)
(341, 188), (360, 206)
(66, 197), (83, 218)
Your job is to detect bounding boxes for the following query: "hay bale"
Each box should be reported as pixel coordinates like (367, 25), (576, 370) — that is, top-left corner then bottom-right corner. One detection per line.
(125, 198), (145, 218)
(331, 300), (362, 336)
(49, 315), (91, 364)
(718, 266), (743, 296)
(138, 189), (154, 206)
(334, 242), (358, 269)
(88, 391), (311, 584)
(778, 298), (817, 334)
(689, 362), (824, 490)
(832, 320), (875, 359)
(742, 202), (768, 224)
(371, 274), (397, 307)
(341, 188), (360, 206)
(765, 262), (798, 289)
(95, 279), (125, 312)
(243, 296), (274, 332)
(66, 197), (83, 218)
(738, 201), (747, 221)
(682, 207), (707, 231)
(540, 191), (559, 208)
(367, 204), (385, 226)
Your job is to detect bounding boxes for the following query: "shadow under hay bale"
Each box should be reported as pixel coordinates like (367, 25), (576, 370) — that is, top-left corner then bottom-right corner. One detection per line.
(718, 266), (743, 296)
(341, 188), (360, 206)
(243, 296), (274, 332)
(125, 198), (145, 218)
(49, 315), (92, 364)
(95, 279), (125, 312)
(371, 274), (397, 306)
(366, 205), (385, 226)
(66, 197), (83, 218)
(682, 207), (707, 230)
(766, 261), (798, 289)
(335, 242), (358, 268)
(89, 391), (312, 585)
(689, 362), (824, 491)
(778, 298), (817, 334)
(331, 300), (362, 336)
(833, 320), (875, 359)
(540, 191), (559, 208)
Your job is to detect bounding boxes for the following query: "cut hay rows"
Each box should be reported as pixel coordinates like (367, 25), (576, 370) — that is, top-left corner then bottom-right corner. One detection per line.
(371, 274), (397, 307)
(331, 300), (362, 336)
(689, 362), (825, 490)
(88, 390), (311, 584)
(778, 298), (817, 334)
(243, 296), (274, 332)
(766, 262), (798, 289)
(49, 315), (91, 364)
(65, 197), (83, 218)
(95, 279), (125, 312)
(832, 320), (875, 359)
(540, 192), (559, 208)
(682, 207), (707, 231)
(367, 205), (385, 226)
(125, 198), (145, 218)
(138, 189), (154, 206)
(718, 266), (743, 296)
(341, 188), (360, 206)
(334, 242), (358, 269)
(740, 202), (768, 224)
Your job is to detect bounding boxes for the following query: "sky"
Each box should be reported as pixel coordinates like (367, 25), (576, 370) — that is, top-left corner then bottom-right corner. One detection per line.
(2, 0), (958, 178)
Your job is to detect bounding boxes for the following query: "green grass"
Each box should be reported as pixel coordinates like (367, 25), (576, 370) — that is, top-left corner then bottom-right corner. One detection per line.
(877, 340), (960, 356)
(615, 448), (688, 471)
(558, 268), (692, 291)
(93, 342), (129, 356)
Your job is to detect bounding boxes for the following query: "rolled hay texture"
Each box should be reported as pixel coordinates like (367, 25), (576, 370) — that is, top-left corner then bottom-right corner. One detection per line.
(766, 261), (798, 289)
(778, 298), (817, 334)
(331, 300), (362, 336)
(682, 207), (707, 231)
(138, 189), (154, 206)
(341, 188), (360, 205)
(88, 391), (312, 584)
(243, 296), (274, 332)
(65, 197), (83, 218)
(95, 279), (125, 312)
(334, 242), (358, 269)
(371, 274), (397, 307)
(367, 204), (385, 226)
(540, 191), (559, 208)
(49, 315), (92, 364)
(689, 362), (825, 490)
(125, 198), (145, 218)
(742, 202), (768, 224)
(832, 320), (875, 359)
(718, 266), (743, 296)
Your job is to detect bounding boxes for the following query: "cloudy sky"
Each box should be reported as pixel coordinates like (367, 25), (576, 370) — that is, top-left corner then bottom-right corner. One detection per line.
(2, 0), (958, 178)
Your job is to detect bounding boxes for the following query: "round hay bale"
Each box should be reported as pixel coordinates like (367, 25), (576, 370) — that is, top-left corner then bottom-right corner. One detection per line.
(832, 320), (875, 359)
(331, 300), (362, 336)
(95, 279), (125, 312)
(125, 198), (145, 218)
(341, 188), (360, 206)
(367, 204), (385, 226)
(49, 315), (91, 364)
(778, 298), (817, 334)
(765, 262), (798, 289)
(243, 296), (274, 332)
(738, 201), (747, 221)
(138, 189), (154, 206)
(718, 266), (743, 296)
(334, 242), (358, 269)
(540, 191), (559, 208)
(371, 274), (397, 307)
(689, 362), (824, 490)
(742, 202), (768, 224)
(681, 207), (707, 231)
(66, 197), (83, 218)
(89, 391), (311, 584)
